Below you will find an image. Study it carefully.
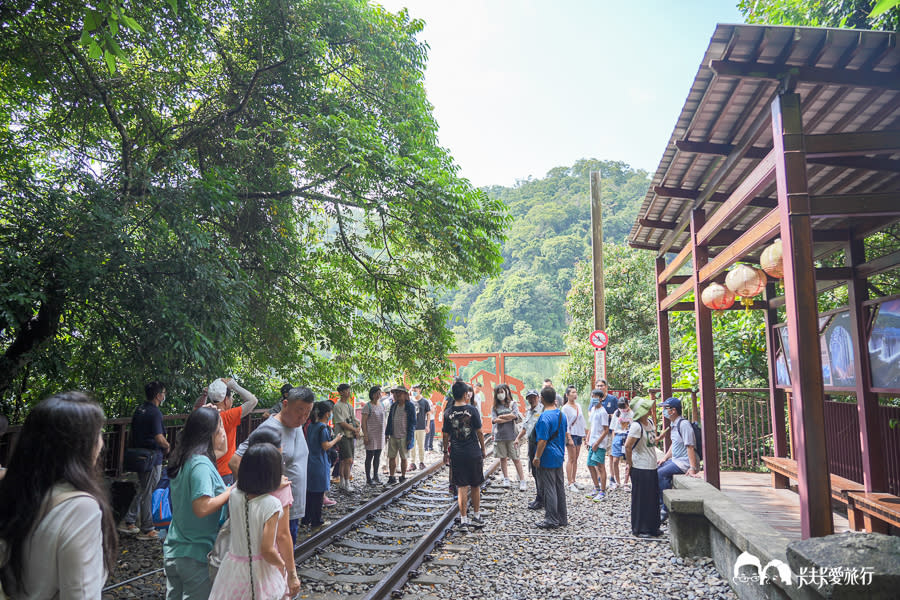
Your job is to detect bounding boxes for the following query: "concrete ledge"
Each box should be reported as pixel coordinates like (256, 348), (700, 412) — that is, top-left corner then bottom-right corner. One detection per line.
(665, 476), (900, 600)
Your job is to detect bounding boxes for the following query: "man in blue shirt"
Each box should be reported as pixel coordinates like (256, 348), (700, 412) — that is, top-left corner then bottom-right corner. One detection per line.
(657, 397), (699, 522)
(532, 386), (568, 529)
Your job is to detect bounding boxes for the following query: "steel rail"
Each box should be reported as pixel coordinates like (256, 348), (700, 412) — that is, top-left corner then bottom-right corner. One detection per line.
(293, 436), (494, 563)
(361, 457), (502, 600)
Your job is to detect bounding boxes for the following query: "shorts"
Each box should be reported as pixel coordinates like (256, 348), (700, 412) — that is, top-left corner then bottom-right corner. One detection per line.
(495, 439), (519, 460)
(570, 435), (583, 447)
(338, 436), (355, 460)
(611, 433), (628, 457)
(587, 446), (607, 467)
(387, 436), (407, 460)
(449, 456), (485, 487)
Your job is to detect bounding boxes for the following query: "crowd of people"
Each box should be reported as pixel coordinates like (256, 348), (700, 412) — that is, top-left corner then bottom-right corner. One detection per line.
(0, 376), (699, 599)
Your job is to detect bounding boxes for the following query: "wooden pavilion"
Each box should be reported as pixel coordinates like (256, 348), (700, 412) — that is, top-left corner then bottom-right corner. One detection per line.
(628, 24), (900, 539)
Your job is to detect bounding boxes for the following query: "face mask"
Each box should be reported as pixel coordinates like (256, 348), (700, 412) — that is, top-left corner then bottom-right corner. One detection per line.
(497, 392), (506, 401)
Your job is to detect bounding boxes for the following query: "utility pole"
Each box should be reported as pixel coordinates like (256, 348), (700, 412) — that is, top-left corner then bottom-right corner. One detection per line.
(590, 171), (605, 331)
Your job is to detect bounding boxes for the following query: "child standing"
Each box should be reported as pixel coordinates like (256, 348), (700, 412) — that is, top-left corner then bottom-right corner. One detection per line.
(303, 401), (343, 529)
(210, 443), (287, 600)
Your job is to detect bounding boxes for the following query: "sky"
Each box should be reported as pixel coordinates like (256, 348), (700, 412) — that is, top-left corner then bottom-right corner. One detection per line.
(375, 0), (745, 187)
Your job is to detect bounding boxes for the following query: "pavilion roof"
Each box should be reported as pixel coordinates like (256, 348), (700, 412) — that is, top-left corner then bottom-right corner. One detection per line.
(628, 23), (900, 258)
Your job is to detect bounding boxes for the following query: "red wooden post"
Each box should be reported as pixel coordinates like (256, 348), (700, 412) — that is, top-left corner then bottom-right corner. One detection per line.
(763, 283), (788, 459)
(690, 208), (720, 489)
(847, 239), (887, 504)
(655, 256), (674, 402)
(772, 92), (833, 538)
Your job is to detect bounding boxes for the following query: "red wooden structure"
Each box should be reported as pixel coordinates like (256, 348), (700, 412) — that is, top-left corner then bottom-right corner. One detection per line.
(629, 24), (900, 538)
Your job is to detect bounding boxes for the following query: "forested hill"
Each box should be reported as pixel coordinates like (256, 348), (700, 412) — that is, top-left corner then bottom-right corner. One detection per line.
(443, 159), (650, 353)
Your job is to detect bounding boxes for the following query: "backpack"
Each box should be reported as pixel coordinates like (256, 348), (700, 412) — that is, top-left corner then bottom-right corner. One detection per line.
(679, 419), (703, 462)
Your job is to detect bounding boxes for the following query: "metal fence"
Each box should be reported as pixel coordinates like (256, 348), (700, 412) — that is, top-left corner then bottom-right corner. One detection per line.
(650, 387), (774, 471)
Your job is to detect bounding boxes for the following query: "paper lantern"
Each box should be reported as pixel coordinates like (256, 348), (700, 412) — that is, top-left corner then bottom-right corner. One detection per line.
(760, 239), (784, 279)
(725, 264), (767, 308)
(701, 282), (735, 310)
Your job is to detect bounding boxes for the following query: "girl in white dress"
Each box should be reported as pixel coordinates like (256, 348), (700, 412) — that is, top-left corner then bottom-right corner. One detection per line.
(210, 443), (287, 600)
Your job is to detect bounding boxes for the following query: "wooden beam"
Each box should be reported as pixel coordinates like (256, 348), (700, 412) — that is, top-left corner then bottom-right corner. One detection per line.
(807, 155), (900, 174)
(815, 267), (852, 281)
(675, 139), (770, 159)
(768, 280), (845, 309)
(805, 130), (900, 157)
(656, 257), (673, 401)
(656, 101), (776, 257)
(698, 209), (780, 284)
(847, 239), (887, 497)
(639, 218), (677, 230)
(660, 277), (694, 312)
(664, 300), (767, 312)
(857, 248), (900, 278)
(772, 92), (833, 539)
(696, 151), (777, 246)
(667, 275), (691, 285)
(654, 186), (778, 209)
(810, 192), (900, 217)
(628, 241), (661, 251)
(657, 244), (693, 284)
(711, 59), (900, 92)
(691, 208), (720, 489)
(764, 283), (789, 458)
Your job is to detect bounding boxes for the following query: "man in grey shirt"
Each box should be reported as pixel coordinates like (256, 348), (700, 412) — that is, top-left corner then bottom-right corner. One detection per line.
(230, 386), (314, 543)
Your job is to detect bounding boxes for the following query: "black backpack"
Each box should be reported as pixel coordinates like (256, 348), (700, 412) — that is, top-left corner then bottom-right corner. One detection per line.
(680, 419), (703, 462)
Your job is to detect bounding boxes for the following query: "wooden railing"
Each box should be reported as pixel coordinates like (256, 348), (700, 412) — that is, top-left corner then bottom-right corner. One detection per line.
(0, 408), (272, 478)
(649, 387), (773, 471)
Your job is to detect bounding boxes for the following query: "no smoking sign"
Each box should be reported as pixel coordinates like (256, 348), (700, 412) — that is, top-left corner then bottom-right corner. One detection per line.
(589, 329), (608, 349)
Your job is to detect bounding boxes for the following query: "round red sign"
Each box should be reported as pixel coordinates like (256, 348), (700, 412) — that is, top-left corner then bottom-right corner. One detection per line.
(589, 330), (608, 349)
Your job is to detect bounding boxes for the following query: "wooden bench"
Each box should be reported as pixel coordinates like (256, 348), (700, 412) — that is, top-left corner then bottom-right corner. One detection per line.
(761, 456), (868, 529)
(846, 492), (900, 534)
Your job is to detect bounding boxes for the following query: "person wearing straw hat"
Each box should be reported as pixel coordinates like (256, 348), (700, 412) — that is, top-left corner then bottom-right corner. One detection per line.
(384, 384), (416, 484)
(623, 397), (663, 538)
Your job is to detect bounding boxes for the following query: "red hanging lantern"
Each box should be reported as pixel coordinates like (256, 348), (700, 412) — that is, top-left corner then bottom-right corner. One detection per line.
(701, 282), (735, 310)
(760, 239), (784, 279)
(725, 264), (767, 308)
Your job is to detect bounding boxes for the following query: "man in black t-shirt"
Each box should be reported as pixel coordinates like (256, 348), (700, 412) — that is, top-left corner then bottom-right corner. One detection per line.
(443, 380), (486, 531)
(121, 381), (170, 540)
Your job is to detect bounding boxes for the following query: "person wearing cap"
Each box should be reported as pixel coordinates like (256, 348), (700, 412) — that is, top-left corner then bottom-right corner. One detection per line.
(623, 397), (663, 538)
(657, 397), (699, 523)
(384, 385), (416, 484)
(206, 377), (259, 485)
(514, 389), (543, 508)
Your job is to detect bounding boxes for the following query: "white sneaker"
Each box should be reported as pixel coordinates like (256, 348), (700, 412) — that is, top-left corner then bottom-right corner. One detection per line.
(608, 482), (618, 491)
(574, 481), (586, 490)
(501, 478), (510, 488)
(567, 483), (578, 492)
(519, 480), (527, 491)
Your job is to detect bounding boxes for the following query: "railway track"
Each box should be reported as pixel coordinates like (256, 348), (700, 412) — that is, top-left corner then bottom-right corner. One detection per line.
(293, 451), (501, 599)
(104, 442), (500, 598)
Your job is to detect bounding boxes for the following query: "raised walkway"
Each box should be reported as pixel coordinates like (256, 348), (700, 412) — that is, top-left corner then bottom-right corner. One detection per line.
(719, 471), (850, 540)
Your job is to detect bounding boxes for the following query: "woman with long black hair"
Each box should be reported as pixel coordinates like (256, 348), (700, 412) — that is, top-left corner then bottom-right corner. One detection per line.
(163, 406), (231, 600)
(0, 392), (118, 598)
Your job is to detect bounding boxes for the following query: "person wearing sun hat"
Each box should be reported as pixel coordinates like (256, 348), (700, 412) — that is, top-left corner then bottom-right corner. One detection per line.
(623, 397), (663, 538)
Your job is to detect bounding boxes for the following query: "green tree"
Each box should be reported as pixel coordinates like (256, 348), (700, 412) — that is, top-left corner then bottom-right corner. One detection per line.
(0, 0), (506, 418)
(445, 159), (651, 353)
(737, 0), (899, 30)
